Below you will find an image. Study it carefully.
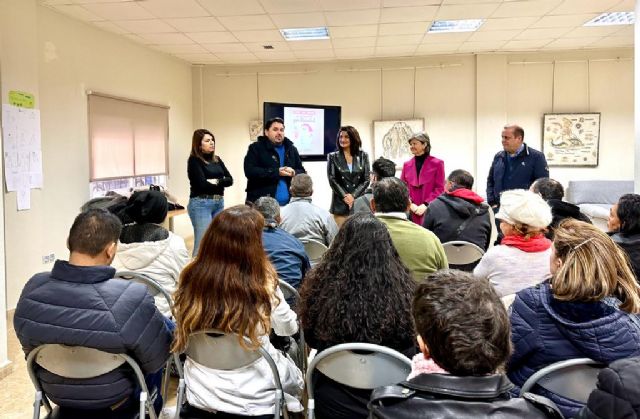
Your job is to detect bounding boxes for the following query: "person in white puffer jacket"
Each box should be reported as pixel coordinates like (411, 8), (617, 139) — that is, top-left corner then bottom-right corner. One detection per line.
(112, 190), (189, 317)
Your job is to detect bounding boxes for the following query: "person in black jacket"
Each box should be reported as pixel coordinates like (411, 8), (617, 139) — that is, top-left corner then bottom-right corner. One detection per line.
(577, 356), (640, 419)
(327, 126), (370, 226)
(244, 117), (306, 205)
(187, 128), (233, 256)
(14, 209), (172, 417)
(422, 169), (492, 258)
(530, 177), (591, 239)
(608, 193), (640, 282)
(369, 270), (563, 419)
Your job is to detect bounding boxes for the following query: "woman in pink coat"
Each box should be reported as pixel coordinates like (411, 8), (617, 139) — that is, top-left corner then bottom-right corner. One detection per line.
(400, 132), (445, 225)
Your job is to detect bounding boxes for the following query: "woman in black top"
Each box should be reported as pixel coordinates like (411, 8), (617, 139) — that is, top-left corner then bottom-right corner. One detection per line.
(187, 129), (233, 256)
(326, 126), (370, 226)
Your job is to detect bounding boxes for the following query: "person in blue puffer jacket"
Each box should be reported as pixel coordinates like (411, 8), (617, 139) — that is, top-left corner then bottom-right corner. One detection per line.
(14, 209), (172, 416)
(508, 219), (640, 418)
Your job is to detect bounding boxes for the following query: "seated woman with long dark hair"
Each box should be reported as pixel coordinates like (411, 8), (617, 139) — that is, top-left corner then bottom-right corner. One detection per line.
(508, 219), (640, 418)
(298, 213), (416, 419)
(172, 205), (303, 418)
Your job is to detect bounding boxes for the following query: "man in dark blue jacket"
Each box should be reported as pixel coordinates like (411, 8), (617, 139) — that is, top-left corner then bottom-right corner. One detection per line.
(244, 117), (306, 205)
(14, 209), (172, 416)
(486, 124), (549, 209)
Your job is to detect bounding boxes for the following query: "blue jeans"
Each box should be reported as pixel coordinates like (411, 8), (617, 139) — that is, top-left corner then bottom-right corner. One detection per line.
(188, 196), (224, 256)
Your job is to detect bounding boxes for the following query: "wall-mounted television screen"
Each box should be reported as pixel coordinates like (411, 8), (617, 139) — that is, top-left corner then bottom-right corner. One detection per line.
(263, 101), (342, 161)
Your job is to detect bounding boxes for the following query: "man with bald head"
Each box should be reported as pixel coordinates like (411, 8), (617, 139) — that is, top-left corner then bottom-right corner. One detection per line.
(486, 124), (549, 210)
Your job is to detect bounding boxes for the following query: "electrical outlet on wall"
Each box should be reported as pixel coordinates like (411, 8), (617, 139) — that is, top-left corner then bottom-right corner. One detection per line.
(42, 255), (49, 264)
(49, 253), (55, 262)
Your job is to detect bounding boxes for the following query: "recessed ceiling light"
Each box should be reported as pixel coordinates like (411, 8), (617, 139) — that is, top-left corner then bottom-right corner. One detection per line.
(584, 12), (634, 26)
(280, 27), (329, 41)
(428, 19), (484, 33)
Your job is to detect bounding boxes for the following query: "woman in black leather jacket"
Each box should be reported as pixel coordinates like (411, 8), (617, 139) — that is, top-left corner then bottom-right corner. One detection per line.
(327, 126), (370, 226)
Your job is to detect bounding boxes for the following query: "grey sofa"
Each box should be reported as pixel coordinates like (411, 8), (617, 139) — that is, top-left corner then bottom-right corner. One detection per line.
(565, 180), (634, 231)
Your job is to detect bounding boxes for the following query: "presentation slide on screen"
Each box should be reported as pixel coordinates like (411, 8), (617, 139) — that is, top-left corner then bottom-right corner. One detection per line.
(284, 107), (325, 155)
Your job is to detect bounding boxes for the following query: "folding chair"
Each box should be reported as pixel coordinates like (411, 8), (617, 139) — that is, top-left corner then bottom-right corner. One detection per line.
(306, 343), (412, 419)
(176, 329), (288, 419)
(278, 280), (307, 374)
(442, 241), (485, 266)
(519, 358), (604, 403)
(26, 344), (158, 419)
(301, 239), (328, 266)
(115, 270), (176, 399)
(487, 207), (498, 248)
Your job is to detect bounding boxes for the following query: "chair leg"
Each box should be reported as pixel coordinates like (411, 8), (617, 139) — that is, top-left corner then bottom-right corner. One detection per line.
(307, 399), (314, 419)
(274, 389), (282, 419)
(175, 378), (185, 419)
(161, 359), (171, 400)
(32, 391), (42, 419)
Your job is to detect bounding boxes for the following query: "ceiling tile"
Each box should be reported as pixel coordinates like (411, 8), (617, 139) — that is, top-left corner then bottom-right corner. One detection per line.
(165, 17), (226, 32)
(293, 49), (335, 58)
(530, 14), (597, 28)
(174, 53), (221, 63)
(114, 19), (176, 34)
(259, 0), (323, 13)
(197, 0), (265, 16)
(81, 3), (155, 20)
(442, 0), (503, 3)
(154, 44), (208, 54)
(92, 21), (130, 34)
(415, 42), (463, 53)
(380, 6), (438, 23)
(549, 0), (620, 15)
(564, 25), (629, 38)
(608, 0), (635, 11)
(375, 44), (417, 56)
(187, 31), (238, 43)
(421, 32), (472, 43)
(287, 39), (333, 50)
(320, 0), (381, 11)
(377, 34), (424, 45)
(203, 43), (250, 53)
(383, 0), (441, 5)
(270, 12), (326, 28)
(50, 5), (103, 21)
(215, 52), (260, 62)
(468, 29), (521, 42)
(491, 1), (563, 18)
(253, 50), (297, 61)
(42, 0), (75, 4)
(503, 39), (553, 49)
(139, 32), (196, 44)
(331, 37), (377, 48)
(334, 46), (376, 58)
(458, 40), (507, 52)
(325, 9), (380, 26)
(233, 29), (284, 42)
(329, 24), (378, 37)
(544, 37), (601, 49)
(480, 17), (540, 31)
(124, 33), (153, 45)
(379, 21), (429, 35)
(244, 41), (291, 51)
(514, 27), (570, 40)
(589, 35), (633, 47)
(218, 15), (275, 31)
(435, 3), (501, 20)
(614, 26), (634, 36)
(72, 0), (142, 3)
(137, 0), (209, 18)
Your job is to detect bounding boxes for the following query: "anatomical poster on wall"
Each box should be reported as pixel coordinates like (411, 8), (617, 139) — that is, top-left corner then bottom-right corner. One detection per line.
(542, 113), (600, 167)
(373, 118), (424, 169)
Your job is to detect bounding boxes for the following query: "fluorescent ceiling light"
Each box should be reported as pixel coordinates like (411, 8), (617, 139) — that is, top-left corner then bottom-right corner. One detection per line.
(280, 27), (329, 41)
(428, 19), (483, 33)
(584, 12), (634, 26)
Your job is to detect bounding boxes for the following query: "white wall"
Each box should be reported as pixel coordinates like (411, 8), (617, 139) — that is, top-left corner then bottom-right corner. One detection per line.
(197, 49), (634, 210)
(1, 2), (193, 310)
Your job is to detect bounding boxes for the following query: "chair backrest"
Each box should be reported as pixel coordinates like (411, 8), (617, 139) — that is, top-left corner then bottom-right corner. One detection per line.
(30, 344), (126, 379)
(302, 239), (328, 265)
(520, 358), (604, 403)
(487, 206), (498, 248)
(278, 279), (300, 302)
(186, 329), (271, 371)
(115, 270), (174, 311)
(442, 241), (485, 265)
(307, 343), (412, 391)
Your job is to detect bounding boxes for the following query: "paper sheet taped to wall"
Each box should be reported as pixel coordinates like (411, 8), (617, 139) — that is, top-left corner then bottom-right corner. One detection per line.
(2, 105), (43, 202)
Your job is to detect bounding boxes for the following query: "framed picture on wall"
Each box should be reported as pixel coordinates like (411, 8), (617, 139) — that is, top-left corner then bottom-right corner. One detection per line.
(249, 119), (263, 142)
(542, 113), (600, 167)
(373, 118), (424, 168)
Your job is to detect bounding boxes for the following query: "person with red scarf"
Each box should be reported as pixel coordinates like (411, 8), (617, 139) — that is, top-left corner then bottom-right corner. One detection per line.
(474, 189), (552, 297)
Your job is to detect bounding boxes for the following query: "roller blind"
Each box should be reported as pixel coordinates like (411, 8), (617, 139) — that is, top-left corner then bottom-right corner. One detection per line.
(88, 93), (168, 181)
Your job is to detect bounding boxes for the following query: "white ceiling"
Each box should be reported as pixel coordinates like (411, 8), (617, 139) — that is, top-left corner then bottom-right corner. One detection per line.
(40, 0), (635, 65)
